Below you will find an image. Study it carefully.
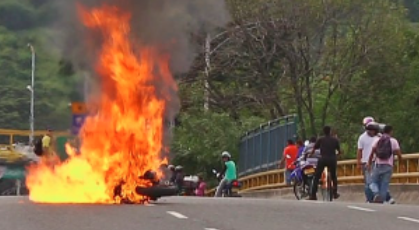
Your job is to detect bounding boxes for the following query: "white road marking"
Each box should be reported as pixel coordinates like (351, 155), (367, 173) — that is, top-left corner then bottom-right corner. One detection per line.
(167, 211), (188, 219)
(145, 203), (155, 207)
(205, 228), (219, 230)
(398, 216), (419, 223)
(347, 206), (376, 212)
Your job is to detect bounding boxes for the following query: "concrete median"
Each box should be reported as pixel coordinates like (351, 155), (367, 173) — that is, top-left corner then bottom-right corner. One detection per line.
(239, 184), (419, 205)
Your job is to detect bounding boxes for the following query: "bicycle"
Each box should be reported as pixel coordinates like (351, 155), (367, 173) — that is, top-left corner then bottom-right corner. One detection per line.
(320, 166), (334, 202)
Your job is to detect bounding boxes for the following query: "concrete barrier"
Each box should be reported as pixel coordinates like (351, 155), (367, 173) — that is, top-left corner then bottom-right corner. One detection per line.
(239, 184), (419, 205)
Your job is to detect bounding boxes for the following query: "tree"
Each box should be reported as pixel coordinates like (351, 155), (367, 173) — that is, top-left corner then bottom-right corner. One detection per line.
(171, 108), (264, 181)
(176, 0), (418, 161)
(0, 1), (81, 136)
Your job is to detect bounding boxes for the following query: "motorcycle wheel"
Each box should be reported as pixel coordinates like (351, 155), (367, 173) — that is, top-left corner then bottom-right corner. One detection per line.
(305, 175), (314, 195)
(293, 179), (304, 200)
(135, 185), (178, 197)
(230, 192), (242, 197)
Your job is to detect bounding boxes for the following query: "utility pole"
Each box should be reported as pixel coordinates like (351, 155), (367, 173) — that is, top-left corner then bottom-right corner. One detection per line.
(204, 33), (211, 111)
(84, 72), (89, 101)
(27, 43), (35, 145)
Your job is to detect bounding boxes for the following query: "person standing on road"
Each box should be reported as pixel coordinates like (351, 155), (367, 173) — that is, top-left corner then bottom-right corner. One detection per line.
(41, 128), (59, 165)
(367, 125), (403, 203)
(42, 129), (53, 156)
(359, 117), (395, 204)
(279, 140), (298, 186)
(308, 126), (342, 200)
(357, 120), (380, 202)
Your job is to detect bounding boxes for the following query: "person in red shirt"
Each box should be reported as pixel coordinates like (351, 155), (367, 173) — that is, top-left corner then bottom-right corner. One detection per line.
(279, 139), (299, 185)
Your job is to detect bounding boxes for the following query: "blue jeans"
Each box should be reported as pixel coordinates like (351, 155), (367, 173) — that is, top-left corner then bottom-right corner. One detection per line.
(285, 169), (293, 185)
(363, 163), (393, 202)
(369, 164), (393, 202)
(362, 164), (374, 202)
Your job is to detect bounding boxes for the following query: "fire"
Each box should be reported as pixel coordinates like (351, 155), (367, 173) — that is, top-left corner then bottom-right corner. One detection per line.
(25, 4), (177, 204)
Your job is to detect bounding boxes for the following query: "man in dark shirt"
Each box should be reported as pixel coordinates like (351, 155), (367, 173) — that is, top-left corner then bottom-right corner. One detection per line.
(309, 126), (342, 200)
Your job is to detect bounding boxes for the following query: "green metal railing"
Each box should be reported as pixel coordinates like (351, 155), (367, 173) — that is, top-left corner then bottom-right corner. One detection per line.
(238, 115), (298, 177)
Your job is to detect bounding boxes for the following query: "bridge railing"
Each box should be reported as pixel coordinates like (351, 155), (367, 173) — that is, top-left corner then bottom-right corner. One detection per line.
(0, 129), (71, 163)
(238, 115), (298, 177)
(206, 153), (419, 196)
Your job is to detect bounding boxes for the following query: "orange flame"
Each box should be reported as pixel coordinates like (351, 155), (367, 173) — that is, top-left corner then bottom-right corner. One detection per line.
(25, 4), (176, 204)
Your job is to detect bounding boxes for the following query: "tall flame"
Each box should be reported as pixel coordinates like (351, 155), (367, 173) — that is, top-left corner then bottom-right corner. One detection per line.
(25, 4), (177, 204)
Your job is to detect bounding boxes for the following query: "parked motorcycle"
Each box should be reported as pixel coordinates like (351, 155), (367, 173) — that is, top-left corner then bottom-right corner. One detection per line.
(179, 175), (199, 196)
(212, 169), (242, 197)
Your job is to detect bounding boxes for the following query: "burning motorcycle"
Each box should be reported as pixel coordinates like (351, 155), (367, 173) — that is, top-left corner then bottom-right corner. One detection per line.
(212, 169), (242, 197)
(126, 170), (178, 202)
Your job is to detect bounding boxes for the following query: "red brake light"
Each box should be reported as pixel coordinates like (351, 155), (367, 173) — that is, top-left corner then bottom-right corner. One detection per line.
(232, 181), (239, 186)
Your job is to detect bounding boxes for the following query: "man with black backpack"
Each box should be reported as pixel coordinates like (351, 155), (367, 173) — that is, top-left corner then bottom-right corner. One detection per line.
(367, 125), (403, 203)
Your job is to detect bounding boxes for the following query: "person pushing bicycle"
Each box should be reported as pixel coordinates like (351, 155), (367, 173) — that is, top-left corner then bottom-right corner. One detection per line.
(308, 126), (342, 200)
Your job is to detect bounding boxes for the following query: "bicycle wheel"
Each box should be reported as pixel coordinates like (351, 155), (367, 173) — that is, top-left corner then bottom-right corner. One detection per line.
(320, 167), (333, 202)
(326, 168), (333, 202)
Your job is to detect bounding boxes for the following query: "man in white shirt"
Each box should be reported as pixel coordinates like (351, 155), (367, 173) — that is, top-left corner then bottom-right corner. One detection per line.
(357, 122), (379, 202)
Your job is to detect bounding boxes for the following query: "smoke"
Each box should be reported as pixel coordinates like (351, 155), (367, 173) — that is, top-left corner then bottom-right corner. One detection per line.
(53, 0), (229, 74)
(49, 0), (229, 159)
(52, 0), (229, 106)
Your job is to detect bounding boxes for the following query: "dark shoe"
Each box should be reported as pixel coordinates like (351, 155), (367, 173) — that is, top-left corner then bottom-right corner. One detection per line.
(307, 196), (317, 200)
(333, 192), (340, 199)
(373, 194), (383, 203)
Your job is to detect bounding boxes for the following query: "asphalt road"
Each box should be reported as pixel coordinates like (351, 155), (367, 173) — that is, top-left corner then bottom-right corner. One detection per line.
(1, 196), (419, 230)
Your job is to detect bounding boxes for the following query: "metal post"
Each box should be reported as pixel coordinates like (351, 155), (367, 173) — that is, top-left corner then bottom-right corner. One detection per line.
(28, 44), (35, 144)
(204, 33), (211, 111)
(16, 179), (21, 196)
(267, 122), (271, 170)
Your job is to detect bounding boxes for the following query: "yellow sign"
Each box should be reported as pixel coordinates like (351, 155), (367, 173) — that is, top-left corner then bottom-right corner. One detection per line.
(71, 102), (87, 115)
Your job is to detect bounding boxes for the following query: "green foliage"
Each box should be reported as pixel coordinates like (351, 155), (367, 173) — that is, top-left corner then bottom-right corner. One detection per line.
(0, 1), (37, 31)
(173, 0), (419, 173)
(171, 111), (264, 182)
(404, 0), (419, 22)
(0, 2), (80, 136)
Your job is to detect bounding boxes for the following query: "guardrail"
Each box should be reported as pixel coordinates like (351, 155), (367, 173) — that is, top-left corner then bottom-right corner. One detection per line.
(238, 115), (297, 177)
(206, 153), (419, 196)
(0, 129), (72, 161)
(0, 129), (70, 145)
